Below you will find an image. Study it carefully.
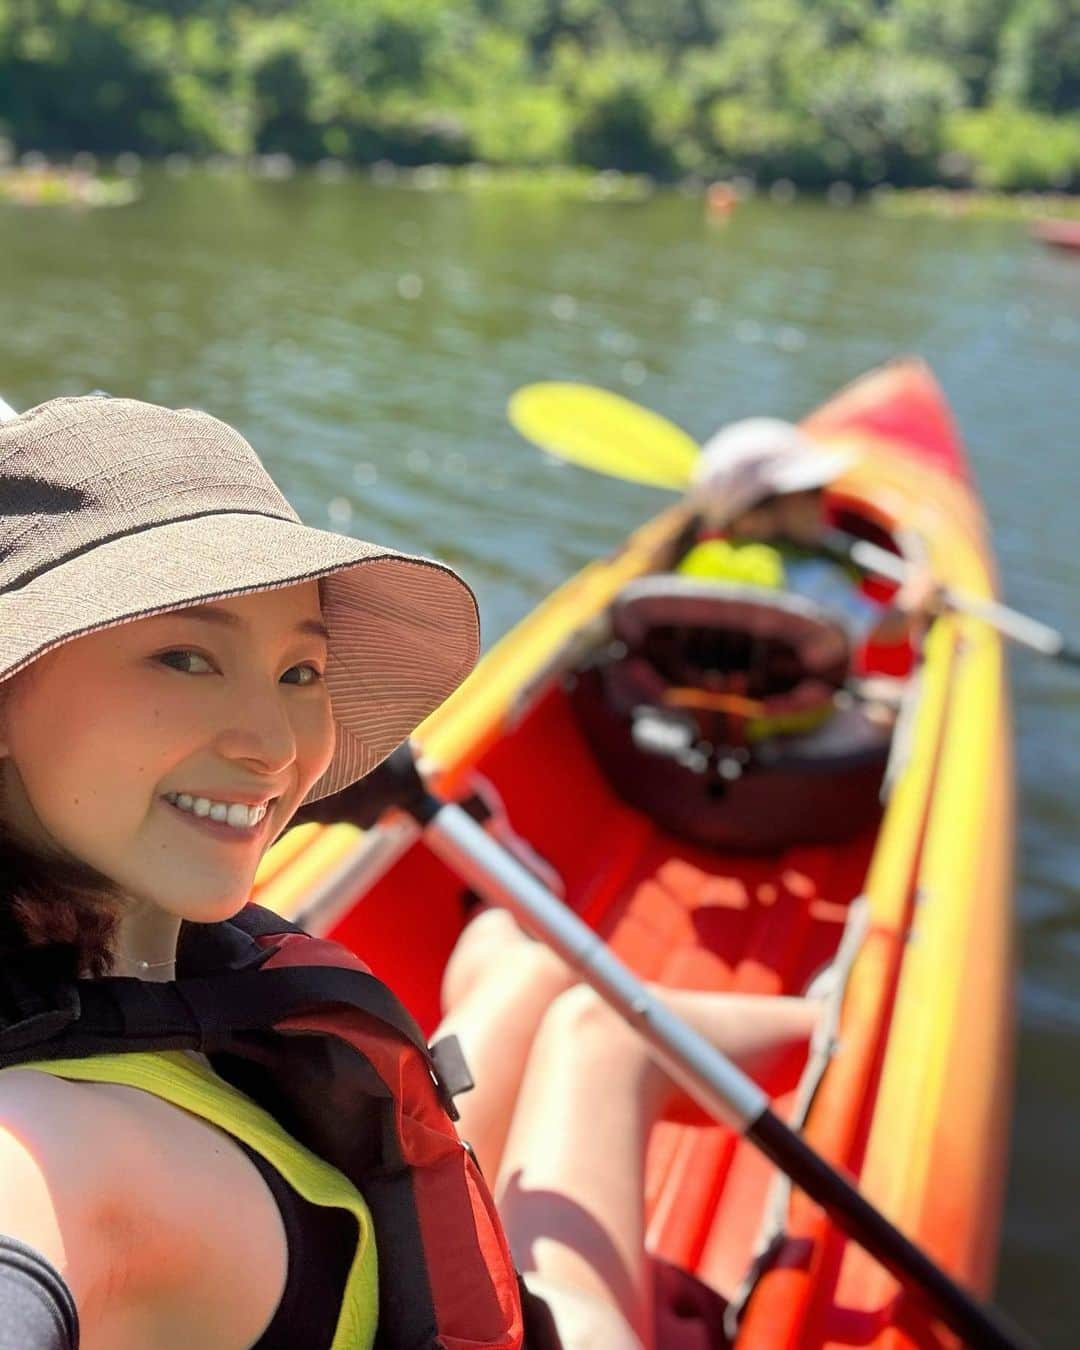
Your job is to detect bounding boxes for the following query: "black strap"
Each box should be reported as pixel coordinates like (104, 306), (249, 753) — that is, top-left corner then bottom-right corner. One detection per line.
(175, 903), (300, 975)
(0, 965), (432, 1069)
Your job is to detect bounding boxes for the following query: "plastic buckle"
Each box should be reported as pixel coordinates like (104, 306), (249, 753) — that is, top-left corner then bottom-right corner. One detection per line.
(429, 1033), (475, 1122)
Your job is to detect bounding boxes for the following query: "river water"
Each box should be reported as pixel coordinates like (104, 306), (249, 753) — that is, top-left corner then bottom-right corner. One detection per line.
(2, 170), (1077, 1343)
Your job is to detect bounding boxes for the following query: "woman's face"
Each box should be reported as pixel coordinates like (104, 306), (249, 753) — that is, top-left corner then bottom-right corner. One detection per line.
(0, 582), (336, 925)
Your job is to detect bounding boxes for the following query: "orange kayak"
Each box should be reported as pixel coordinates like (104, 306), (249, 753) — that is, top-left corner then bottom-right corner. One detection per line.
(255, 359), (1015, 1348)
(1032, 218), (1080, 252)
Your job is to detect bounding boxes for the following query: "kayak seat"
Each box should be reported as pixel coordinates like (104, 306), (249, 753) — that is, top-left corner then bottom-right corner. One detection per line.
(612, 576), (851, 685)
(569, 577), (890, 851)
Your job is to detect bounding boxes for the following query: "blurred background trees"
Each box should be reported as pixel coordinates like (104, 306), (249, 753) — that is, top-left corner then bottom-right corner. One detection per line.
(0, 0), (1077, 189)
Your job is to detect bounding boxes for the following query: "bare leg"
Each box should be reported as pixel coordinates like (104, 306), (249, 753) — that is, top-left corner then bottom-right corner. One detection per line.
(439, 909), (816, 1179)
(436, 911), (818, 1346)
(493, 983), (817, 1349)
(440, 907), (524, 1010)
(437, 908), (577, 1177)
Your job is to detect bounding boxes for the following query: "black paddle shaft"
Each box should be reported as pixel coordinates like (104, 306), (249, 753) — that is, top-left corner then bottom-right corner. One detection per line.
(749, 1111), (1036, 1349)
(343, 744), (1038, 1349)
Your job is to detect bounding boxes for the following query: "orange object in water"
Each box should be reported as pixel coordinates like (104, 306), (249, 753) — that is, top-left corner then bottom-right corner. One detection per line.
(256, 359), (1014, 1348)
(707, 182), (739, 219)
(1032, 218), (1080, 252)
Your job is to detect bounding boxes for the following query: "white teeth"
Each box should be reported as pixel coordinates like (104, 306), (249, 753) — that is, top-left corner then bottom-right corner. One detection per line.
(165, 793), (269, 830)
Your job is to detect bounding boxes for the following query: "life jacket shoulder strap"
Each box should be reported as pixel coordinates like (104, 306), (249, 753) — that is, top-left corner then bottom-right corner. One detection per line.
(0, 906), (430, 1072)
(0, 963), (433, 1065)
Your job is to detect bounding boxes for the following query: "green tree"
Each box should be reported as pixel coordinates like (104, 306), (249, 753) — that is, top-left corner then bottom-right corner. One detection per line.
(806, 48), (964, 185)
(888, 0), (1015, 105)
(994, 0), (1080, 113)
(0, 0), (182, 152)
(0, 0), (1077, 190)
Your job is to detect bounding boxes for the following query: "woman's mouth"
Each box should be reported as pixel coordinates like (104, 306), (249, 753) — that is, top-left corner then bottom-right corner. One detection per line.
(160, 791), (275, 840)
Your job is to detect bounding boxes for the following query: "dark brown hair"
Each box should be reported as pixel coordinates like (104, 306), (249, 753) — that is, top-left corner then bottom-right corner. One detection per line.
(0, 657), (125, 980)
(0, 821), (122, 980)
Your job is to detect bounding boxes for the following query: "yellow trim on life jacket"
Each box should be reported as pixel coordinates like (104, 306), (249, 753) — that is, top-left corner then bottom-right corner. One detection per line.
(20, 1049), (378, 1350)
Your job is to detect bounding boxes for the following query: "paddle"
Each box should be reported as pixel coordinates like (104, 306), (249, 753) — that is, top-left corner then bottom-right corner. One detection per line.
(825, 531), (1080, 668)
(509, 381), (1080, 668)
(345, 743), (1036, 1350)
(508, 382), (699, 489)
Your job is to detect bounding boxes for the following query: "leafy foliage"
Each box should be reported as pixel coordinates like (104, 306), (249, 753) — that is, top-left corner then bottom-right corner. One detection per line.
(0, 0), (1077, 189)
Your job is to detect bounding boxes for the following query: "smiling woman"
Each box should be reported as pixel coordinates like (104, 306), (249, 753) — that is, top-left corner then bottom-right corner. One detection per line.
(0, 586), (338, 976)
(0, 395), (828, 1350)
(0, 396), (477, 989)
(0, 394), (483, 1349)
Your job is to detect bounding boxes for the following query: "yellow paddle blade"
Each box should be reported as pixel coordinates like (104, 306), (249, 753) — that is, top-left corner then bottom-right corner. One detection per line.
(508, 383), (699, 490)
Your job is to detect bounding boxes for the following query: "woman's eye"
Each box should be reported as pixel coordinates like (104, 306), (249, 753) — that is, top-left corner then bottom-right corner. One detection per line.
(156, 649), (215, 675)
(281, 664), (323, 687)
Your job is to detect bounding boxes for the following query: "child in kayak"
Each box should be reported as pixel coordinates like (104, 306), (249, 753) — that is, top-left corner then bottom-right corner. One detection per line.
(679, 416), (941, 649)
(0, 394), (818, 1350)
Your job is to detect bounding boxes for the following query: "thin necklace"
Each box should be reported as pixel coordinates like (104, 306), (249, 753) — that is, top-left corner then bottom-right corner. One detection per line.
(112, 952), (176, 975)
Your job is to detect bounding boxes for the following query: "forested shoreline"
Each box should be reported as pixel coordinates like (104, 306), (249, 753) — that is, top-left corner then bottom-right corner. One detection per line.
(1, 0), (1078, 192)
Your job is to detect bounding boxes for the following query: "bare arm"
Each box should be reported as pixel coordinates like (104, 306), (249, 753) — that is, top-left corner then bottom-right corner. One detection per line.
(0, 1071), (111, 1311)
(869, 563), (944, 647)
(0, 1068), (287, 1350)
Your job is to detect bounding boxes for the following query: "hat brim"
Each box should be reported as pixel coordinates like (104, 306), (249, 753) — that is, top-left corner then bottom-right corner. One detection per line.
(0, 511), (479, 803)
(706, 447), (855, 523)
(764, 448), (854, 496)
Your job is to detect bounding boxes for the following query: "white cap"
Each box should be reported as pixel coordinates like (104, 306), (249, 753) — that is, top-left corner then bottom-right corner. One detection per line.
(691, 417), (854, 521)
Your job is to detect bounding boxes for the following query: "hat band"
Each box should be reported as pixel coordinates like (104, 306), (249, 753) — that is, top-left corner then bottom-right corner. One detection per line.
(1, 507), (299, 595)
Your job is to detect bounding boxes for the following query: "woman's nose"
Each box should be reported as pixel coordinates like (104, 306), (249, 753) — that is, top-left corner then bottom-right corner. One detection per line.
(213, 686), (298, 776)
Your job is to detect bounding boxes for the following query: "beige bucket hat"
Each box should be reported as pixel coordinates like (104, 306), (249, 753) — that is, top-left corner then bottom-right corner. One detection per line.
(0, 395), (480, 803)
(691, 417), (854, 522)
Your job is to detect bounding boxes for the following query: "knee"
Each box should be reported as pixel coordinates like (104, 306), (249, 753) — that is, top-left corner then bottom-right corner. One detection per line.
(443, 914), (576, 1015)
(442, 907), (535, 1008)
(536, 983), (641, 1061)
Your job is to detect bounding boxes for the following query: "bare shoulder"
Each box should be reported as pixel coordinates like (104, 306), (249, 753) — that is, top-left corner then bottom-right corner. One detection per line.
(0, 1066), (120, 1192)
(0, 1068), (129, 1292)
(0, 1065), (159, 1195)
(0, 1067), (288, 1347)
(0, 1062), (282, 1248)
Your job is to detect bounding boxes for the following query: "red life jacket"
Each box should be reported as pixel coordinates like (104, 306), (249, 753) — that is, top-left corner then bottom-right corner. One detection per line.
(0, 903), (557, 1350)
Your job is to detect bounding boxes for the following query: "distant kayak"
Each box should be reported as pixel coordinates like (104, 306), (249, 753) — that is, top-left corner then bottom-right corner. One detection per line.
(1032, 217), (1080, 251)
(257, 359), (1014, 1349)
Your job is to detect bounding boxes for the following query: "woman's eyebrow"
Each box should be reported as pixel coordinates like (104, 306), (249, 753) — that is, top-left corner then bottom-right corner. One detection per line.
(173, 604), (330, 642)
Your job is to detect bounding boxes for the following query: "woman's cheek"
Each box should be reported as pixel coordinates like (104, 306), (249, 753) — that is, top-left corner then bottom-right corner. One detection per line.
(301, 698), (337, 788)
